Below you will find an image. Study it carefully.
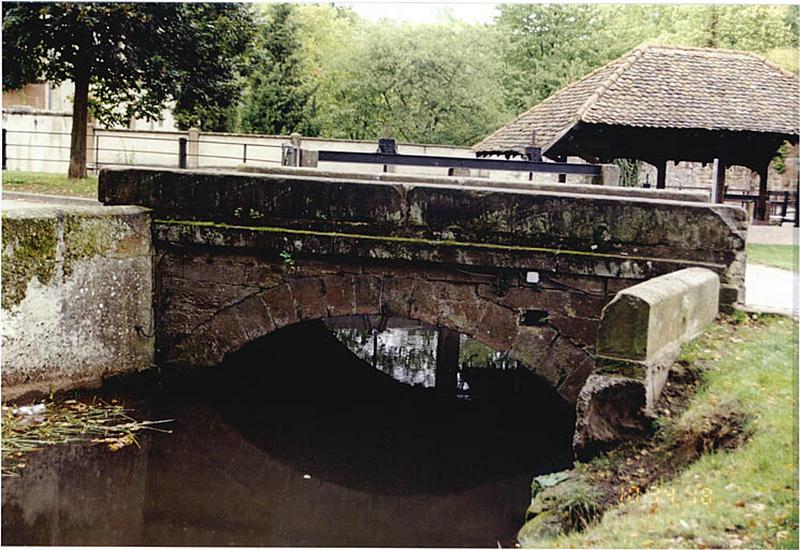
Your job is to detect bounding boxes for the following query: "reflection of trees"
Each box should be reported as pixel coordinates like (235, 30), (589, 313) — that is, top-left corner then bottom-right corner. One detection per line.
(459, 337), (517, 370)
(332, 321), (519, 391)
(332, 327), (437, 387)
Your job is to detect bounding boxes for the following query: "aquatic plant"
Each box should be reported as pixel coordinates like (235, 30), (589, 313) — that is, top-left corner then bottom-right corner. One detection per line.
(1, 399), (172, 477)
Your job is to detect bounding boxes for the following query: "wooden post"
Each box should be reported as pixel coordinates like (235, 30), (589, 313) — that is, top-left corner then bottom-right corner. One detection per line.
(656, 160), (667, 189)
(713, 159), (726, 204)
(435, 327), (460, 397)
(755, 164), (770, 222)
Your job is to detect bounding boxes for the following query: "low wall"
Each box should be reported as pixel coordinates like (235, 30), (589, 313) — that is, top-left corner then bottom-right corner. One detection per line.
(1, 205), (154, 401)
(574, 267), (721, 459)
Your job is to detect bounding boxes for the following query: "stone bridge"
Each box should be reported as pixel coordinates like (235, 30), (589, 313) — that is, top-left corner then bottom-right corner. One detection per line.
(99, 167), (746, 406)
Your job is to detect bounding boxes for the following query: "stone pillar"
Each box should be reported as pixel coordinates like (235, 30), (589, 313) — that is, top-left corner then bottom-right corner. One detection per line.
(187, 128), (200, 169)
(435, 327), (460, 397)
(590, 164), (620, 186)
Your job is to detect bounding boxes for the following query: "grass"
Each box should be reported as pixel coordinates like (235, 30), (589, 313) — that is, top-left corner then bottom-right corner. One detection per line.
(2, 170), (98, 198)
(747, 243), (798, 271)
(533, 314), (798, 549)
(1, 398), (172, 477)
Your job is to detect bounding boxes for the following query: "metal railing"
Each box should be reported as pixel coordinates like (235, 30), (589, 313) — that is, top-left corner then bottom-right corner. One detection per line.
(2, 128), (283, 171)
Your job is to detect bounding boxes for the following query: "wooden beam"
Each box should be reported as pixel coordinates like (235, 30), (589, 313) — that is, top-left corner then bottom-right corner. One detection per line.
(755, 164), (770, 222)
(714, 159), (726, 204)
(656, 160), (667, 189)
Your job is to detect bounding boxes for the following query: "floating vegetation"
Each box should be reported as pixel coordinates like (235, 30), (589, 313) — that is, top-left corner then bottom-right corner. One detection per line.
(1, 398), (172, 477)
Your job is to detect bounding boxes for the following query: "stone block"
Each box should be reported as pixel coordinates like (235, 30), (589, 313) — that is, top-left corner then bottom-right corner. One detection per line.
(323, 275), (356, 317)
(288, 278), (327, 321)
(354, 274), (382, 315)
(548, 316), (598, 349)
(597, 267), (719, 363)
(261, 284), (299, 328)
(510, 326), (559, 383)
(380, 277), (416, 318)
(233, 293), (275, 342)
(474, 303), (518, 351)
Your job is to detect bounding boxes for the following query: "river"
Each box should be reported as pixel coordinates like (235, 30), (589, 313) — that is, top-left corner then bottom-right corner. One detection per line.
(2, 320), (575, 547)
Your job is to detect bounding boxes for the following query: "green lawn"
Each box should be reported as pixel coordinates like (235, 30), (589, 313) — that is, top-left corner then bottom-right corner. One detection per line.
(2, 170), (98, 198)
(535, 314), (798, 549)
(747, 244), (798, 271)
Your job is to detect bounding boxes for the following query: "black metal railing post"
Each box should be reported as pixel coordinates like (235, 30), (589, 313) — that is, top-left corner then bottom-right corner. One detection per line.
(178, 137), (187, 169)
(243, 143), (247, 164)
(2, 129), (7, 170)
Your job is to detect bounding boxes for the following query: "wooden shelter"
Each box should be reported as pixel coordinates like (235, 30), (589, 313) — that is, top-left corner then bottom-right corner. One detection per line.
(474, 45), (799, 221)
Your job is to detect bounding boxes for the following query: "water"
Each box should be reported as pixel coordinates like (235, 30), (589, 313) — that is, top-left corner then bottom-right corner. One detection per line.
(2, 320), (575, 547)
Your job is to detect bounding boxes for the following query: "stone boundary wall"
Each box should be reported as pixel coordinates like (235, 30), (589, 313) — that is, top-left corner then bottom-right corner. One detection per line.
(573, 267), (721, 459)
(1, 205), (154, 401)
(4, 108), (792, 190)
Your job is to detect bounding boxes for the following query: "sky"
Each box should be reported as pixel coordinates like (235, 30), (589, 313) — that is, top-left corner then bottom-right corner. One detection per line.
(337, 2), (499, 24)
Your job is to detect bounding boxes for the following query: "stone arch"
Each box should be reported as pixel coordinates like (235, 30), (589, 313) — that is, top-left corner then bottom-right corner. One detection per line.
(163, 271), (596, 404)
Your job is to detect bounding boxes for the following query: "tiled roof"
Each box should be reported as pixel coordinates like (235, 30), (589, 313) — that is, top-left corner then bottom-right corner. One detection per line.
(474, 45), (800, 157)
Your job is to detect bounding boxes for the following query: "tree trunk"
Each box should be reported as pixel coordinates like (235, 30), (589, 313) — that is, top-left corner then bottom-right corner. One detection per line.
(68, 52), (90, 179)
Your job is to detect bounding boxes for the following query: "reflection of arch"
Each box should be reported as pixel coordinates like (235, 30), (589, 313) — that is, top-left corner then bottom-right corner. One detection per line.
(164, 273), (595, 404)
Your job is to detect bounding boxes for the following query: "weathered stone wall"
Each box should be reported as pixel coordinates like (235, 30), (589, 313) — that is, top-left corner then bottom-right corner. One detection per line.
(1, 205), (154, 400)
(640, 150), (798, 192)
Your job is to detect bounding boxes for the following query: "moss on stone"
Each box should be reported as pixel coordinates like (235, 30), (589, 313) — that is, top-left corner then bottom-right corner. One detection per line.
(154, 218), (723, 268)
(1, 216), (59, 310)
(518, 470), (604, 546)
(62, 215), (117, 277)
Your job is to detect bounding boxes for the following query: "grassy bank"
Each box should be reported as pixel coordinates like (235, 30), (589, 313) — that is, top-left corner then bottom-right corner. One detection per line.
(2, 170), (97, 198)
(527, 314), (798, 548)
(747, 243), (797, 271)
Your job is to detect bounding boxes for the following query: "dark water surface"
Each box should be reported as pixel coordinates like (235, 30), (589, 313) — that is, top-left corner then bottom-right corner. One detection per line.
(2, 321), (575, 547)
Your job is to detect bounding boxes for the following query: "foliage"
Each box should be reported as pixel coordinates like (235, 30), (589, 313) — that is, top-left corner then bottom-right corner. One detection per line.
(533, 315), (798, 548)
(297, 15), (511, 145)
(2, 2), (255, 176)
(494, 4), (799, 116)
(747, 244), (798, 271)
(240, 3), (318, 135)
(614, 159), (641, 187)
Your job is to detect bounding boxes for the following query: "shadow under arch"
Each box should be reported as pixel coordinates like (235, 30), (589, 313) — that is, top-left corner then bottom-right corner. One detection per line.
(162, 273), (596, 404)
(174, 319), (577, 496)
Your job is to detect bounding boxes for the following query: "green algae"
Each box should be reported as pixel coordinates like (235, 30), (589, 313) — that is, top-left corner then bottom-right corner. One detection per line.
(153, 218), (724, 269)
(1, 216), (59, 309)
(62, 215), (116, 277)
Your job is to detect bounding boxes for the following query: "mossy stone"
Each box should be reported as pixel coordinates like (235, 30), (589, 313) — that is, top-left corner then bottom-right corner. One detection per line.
(1, 216), (59, 309)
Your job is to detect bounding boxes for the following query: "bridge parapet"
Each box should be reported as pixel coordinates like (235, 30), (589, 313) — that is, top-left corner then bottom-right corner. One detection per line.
(100, 167), (746, 307)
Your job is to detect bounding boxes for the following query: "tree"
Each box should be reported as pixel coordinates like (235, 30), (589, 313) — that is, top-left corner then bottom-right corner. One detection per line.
(239, 3), (317, 136)
(304, 19), (510, 145)
(2, 3), (254, 178)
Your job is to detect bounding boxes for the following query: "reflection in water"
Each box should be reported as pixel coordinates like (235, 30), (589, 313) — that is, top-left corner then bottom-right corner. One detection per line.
(327, 317), (519, 392)
(2, 320), (575, 547)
